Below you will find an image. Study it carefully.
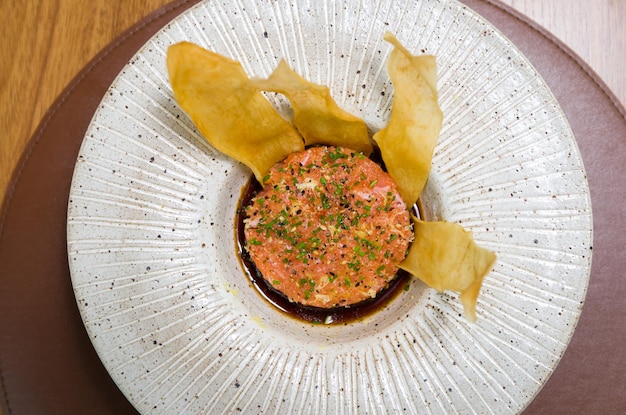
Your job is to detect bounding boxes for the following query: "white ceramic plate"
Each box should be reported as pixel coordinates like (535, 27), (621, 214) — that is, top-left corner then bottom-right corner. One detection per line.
(67, 0), (592, 413)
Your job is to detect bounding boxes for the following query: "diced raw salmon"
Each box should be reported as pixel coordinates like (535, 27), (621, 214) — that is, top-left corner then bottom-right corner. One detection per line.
(244, 146), (412, 308)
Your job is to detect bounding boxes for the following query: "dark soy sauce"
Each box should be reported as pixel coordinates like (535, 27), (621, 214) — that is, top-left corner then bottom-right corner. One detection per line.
(235, 176), (414, 325)
(234, 146), (423, 325)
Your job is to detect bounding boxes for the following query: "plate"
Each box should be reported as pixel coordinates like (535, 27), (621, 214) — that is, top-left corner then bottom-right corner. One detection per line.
(67, 0), (592, 413)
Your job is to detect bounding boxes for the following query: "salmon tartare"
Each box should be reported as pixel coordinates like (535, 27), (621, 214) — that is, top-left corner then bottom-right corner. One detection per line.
(243, 146), (412, 308)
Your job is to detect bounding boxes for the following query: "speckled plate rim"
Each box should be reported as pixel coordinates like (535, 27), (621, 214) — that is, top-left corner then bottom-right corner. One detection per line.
(67, 0), (592, 414)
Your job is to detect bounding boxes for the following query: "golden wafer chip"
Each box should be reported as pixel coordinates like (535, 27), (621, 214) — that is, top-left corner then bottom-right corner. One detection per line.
(167, 42), (304, 182)
(400, 218), (497, 322)
(250, 60), (372, 155)
(373, 32), (443, 207)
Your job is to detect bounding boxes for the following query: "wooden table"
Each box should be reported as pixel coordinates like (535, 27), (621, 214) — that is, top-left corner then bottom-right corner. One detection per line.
(0, 1), (624, 414)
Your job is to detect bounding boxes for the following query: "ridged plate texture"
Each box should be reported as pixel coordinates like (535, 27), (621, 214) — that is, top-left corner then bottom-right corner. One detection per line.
(67, 0), (592, 414)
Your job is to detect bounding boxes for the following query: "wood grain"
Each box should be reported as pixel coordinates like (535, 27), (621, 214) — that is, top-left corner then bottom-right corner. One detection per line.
(0, 0), (173, 209)
(499, 0), (626, 109)
(0, 1), (623, 413)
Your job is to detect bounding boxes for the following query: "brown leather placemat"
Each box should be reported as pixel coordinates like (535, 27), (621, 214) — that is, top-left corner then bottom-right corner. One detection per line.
(1, 0), (624, 414)
(0, 2), (201, 414)
(465, 2), (626, 413)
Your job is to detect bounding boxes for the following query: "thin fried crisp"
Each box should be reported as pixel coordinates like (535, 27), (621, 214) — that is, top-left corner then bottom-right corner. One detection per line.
(167, 38), (497, 322)
(250, 60), (372, 155)
(167, 42), (304, 182)
(373, 32), (443, 207)
(399, 218), (497, 322)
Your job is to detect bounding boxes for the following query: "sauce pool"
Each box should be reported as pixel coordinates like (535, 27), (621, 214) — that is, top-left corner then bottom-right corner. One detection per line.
(235, 172), (421, 325)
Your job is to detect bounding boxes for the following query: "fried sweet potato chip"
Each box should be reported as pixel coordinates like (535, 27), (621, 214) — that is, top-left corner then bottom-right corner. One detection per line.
(373, 32), (443, 207)
(250, 60), (373, 155)
(167, 42), (304, 182)
(400, 218), (497, 322)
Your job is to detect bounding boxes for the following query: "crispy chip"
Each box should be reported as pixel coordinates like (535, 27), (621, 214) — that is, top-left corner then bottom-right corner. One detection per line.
(373, 32), (443, 207)
(167, 38), (496, 322)
(167, 42), (304, 182)
(250, 60), (373, 155)
(399, 218), (497, 322)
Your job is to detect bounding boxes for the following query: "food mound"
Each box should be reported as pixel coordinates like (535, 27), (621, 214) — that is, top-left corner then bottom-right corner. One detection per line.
(244, 146), (412, 308)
